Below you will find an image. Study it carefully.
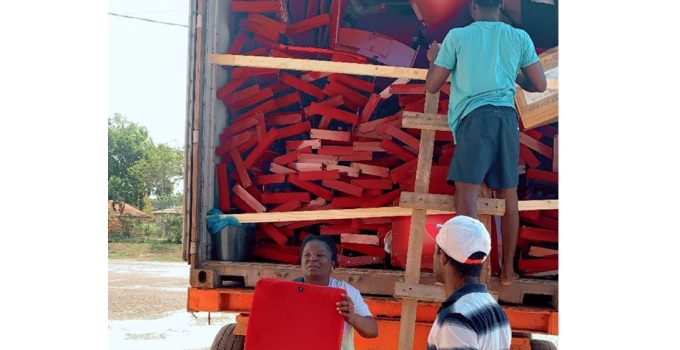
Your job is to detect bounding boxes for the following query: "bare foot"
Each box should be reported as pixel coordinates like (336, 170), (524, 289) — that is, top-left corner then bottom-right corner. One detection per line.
(500, 271), (519, 286)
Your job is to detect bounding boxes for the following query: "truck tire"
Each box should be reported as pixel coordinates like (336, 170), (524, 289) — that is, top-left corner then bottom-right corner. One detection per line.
(210, 323), (245, 350)
(530, 339), (558, 350)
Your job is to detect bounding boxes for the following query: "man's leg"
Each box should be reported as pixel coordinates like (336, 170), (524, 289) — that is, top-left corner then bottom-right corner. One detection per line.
(496, 187), (520, 285)
(483, 105), (521, 285)
(449, 108), (496, 218)
(454, 181), (481, 218)
(454, 180), (488, 285)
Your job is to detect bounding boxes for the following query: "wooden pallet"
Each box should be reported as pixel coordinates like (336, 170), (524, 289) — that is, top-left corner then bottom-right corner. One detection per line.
(190, 261), (556, 308)
(191, 261), (435, 297)
(490, 278), (558, 309)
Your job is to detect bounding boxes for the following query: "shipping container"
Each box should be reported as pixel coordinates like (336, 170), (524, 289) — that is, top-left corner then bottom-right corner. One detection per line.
(183, 1), (559, 349)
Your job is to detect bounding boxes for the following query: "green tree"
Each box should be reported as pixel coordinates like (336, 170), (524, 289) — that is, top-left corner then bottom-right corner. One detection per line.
(108, 114), (184, 208)
(130, 143), (184, 198)
(108, 113), (153, 207)
(142, 195), (155, 216)
(153, 193), (184, 210)
(159, 215), (183, 243)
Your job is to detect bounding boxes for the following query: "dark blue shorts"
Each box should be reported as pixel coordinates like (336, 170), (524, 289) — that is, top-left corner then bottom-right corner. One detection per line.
(447, 105), (520, 189)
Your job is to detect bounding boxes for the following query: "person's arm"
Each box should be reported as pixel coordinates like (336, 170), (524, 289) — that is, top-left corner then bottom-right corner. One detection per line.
(516, 62), (547, 92)
(426, 64), (451, 94)
(426, 36), (455, 94)
(336, 294), (378, 338)
(349, 314), (378, 338)
(516, 30), (547, 93)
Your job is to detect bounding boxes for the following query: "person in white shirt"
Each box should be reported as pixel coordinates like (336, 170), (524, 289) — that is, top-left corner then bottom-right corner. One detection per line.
(296, 235), (378, 350)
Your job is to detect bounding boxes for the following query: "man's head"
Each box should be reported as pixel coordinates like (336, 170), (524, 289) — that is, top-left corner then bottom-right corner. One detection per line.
(470, 0), (503, 21)
(433, 215), (491, 284)
(300, 235), (337, 280)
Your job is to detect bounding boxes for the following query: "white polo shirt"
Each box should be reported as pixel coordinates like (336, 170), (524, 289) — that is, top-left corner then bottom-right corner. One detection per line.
(427, 283), (512, 350)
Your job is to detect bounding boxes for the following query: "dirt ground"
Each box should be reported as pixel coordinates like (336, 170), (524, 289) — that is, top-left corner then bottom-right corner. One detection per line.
(109, 260), (188, 320)
(108, 260), (236, 350)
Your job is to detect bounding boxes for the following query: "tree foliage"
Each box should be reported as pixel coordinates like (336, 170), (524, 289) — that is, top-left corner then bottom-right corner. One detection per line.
(108, 114), (184, 208)
(159, 215), (183, 243)
(130, 143), (183, 198)
(152, 193), (184, 211)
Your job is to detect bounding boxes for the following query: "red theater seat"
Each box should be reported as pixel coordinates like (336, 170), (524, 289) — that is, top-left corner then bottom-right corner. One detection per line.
(245, 278), (346, 350)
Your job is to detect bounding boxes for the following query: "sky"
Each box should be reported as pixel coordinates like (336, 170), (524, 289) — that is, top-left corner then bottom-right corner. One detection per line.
(108, 0), (190, 148)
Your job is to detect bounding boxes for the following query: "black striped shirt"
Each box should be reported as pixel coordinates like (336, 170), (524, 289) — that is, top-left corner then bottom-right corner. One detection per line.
(427, 283), (511, 350)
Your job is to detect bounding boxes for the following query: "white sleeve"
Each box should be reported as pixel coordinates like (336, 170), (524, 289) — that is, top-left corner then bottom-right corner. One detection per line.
(349, 287), (372, 317)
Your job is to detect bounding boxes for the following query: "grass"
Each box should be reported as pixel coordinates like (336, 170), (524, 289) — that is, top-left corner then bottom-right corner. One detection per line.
(108, 241), (184, 262)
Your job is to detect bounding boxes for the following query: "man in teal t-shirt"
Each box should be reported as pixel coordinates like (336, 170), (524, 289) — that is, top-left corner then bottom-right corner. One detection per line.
(425, 0), (547, 286)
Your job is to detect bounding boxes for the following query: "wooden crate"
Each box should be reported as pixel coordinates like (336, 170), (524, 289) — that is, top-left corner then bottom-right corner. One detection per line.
(515, 47), (558, 130)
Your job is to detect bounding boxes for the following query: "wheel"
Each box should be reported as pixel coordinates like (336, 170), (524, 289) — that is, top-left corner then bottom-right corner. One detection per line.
(210, 323), (245, 350)
(530, 339), (558, 350)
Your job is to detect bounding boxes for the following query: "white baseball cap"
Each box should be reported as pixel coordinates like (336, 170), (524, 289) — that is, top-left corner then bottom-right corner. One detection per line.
(435, 215), (491, 264)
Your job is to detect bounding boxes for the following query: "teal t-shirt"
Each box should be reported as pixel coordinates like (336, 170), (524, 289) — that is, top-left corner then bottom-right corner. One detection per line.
(433, 21), (539, 143)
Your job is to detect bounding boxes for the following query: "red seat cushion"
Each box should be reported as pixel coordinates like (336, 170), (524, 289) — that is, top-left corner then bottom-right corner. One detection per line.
(245, 278), (346, 350)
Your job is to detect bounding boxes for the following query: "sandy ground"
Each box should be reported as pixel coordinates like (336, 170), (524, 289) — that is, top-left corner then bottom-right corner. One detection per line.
(108, 260), (236, 350)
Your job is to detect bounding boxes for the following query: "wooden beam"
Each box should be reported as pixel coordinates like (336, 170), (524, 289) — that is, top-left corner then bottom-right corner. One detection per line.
(529, 246), (559, 258)
(195, 261), (553, 309)
(273, 146), (312, 165)
(187, 0), (205, 267)
(326, 164), (360, 178)
(380, 139), (417, 162)
(351, 162), (390, 178)
(211, 54), (429, 80)
(527, 168), (558, 183)
(298, 153), (339, 165)
(286, 139), (321, 151)
(340, 234), (380, 245)
(520, 132), (553, 159)
(478, 185), (493, 285)
(399, 92), (439, 350)
(399, 192), (505, 216)
(547, 78), (558, 90)
(219, 206), (460, 223)
(285, 14), (330, 36)
(394, 282), (446, 302)
(386, 124), (421, 150)
(518, 200), (559, 211)
(269, 163), (296, 174)
(221, 198), (556, 223)
(401, 111), (449, 131)
(322, 179), (364, 197)
(337, 255), (384, 267)
(233, 184), (266, 213)
(288, 174), (334, 201)
(310, 129), (351, 142)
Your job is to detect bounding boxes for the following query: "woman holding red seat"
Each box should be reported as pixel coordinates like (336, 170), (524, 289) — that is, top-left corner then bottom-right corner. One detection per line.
(296, 235), (378, 350)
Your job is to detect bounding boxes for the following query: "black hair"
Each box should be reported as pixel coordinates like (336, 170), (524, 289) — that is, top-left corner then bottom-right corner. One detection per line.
(438, 245), (487, 278)
(300, 235), (338, 263)
(450, 251), (487, 278)
(474, 0), (502, 8)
